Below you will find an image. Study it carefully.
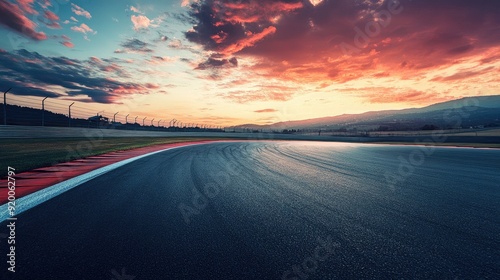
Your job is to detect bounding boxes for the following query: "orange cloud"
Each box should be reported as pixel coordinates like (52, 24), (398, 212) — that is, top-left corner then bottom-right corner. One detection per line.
(221, 26), (277, 55)
(255, 108), (278, 113)
(185, 0), (499, 106)
(431, 66), (496, 82)
(340, 87), (454, 105)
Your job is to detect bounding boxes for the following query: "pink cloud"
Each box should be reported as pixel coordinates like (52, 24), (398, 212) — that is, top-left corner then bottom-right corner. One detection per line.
(131, 15), (151, 30)
(44, 10), (58, 21)
(71, 23), (94, 34)
(39, 0), (51, 9)
(61, 41), (74, 48)
(0, 0), (47, 40)
(130, 6), (142, 13)
(44, 10), (60, 29)
(71, 3), (91, 19)
(181, 0), (198, 7)
(17, 0), (37, 15)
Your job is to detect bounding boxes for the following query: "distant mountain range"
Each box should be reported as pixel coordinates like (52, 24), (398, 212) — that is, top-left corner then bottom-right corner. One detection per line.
(233, 95), (500, 131)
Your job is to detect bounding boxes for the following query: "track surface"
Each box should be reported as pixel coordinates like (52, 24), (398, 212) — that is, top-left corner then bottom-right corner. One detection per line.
(1, 141), (499, 279)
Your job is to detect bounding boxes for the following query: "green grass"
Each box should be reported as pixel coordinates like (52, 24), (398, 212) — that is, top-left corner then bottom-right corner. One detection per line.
(0, 137), (228, 178)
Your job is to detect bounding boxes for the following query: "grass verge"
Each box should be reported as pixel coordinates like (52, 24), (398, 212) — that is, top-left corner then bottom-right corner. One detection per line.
(0, 137), (229, 178)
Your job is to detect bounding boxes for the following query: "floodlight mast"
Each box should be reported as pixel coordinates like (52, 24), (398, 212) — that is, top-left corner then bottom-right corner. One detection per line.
(42, 96), (48, 126)
(68, 102), (75, 127)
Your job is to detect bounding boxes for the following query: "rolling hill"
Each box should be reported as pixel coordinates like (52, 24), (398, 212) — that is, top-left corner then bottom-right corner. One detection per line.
(233, 95), (500, 131)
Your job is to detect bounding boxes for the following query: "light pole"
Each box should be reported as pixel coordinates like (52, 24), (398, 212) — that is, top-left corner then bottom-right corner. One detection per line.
(68, 102), (74, 127)
(151, 118), (155, 126)
(126, 114), (129, 124)
(158, 119), (162, 127)
(113, 112), (119, 123)
(3, 88), (11, 125)
(135, 116), (138, 124)
(96, 110), (104, 128)
(143, 117), (147, 126)
(42, 96), (48, 126)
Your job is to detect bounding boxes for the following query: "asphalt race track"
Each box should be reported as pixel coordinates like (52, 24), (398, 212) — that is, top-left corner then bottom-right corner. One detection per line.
(1, 141), (499, 279)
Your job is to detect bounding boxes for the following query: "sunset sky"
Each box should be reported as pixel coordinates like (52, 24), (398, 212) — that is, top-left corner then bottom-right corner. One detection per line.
(0, 0), (499, 126)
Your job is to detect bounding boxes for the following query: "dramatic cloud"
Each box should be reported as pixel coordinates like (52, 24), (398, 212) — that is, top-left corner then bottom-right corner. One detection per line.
(71, 3), (91, 19)
(185, 0), (302, 56)
(185, 0), (500, 101)
(0, 49), (157, 103)
(221, 26), (276, 55)
(115, 38), (154, 54)
(0, 0), (47, 40)
(131, 15), (151, 30)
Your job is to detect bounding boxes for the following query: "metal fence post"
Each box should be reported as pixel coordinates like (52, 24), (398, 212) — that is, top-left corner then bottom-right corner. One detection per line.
(3, 88), (11, 125)
(69, 102), (74, 127)
(42, 96), (48, 126)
